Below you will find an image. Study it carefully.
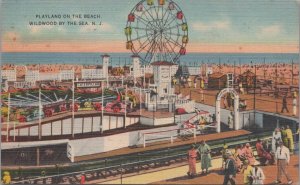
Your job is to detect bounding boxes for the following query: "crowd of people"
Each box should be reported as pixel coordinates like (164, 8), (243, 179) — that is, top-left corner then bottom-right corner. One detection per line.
(187, 128), (296, 185)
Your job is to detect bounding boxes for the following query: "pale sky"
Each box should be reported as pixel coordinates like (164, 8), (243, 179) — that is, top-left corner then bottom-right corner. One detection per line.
(1, 0), (299, 53)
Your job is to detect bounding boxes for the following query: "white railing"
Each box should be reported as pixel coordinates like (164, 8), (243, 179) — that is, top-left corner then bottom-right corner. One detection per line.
(142, 127), (196, 148)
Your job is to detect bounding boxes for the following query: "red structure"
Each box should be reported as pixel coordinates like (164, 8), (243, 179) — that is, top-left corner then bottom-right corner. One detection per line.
(70, 103), (79, 112)
(158, 0), (165, 5)
(128, 13), (135, 22)
(179, 47), (186, 55)
(177, 11), (183, 19)
(93, 102), (102, 111)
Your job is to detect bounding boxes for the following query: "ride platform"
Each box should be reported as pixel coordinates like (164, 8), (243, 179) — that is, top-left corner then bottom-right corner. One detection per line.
(74, 129), (250, 162)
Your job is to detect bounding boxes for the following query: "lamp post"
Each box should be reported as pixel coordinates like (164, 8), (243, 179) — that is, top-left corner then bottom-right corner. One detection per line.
(251, 61), (257, 125)
(291, 60), (294, 86)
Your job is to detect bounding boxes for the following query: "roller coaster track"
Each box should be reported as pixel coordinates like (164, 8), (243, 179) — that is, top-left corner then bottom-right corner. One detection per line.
(10, 131), (273, 184)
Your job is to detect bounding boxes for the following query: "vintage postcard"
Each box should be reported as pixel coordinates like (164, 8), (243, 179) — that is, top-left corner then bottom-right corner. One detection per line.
(1, 0), (299, 184)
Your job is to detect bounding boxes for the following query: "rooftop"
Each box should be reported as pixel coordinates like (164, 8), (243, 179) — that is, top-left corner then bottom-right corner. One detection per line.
(151, 61), (177, 66)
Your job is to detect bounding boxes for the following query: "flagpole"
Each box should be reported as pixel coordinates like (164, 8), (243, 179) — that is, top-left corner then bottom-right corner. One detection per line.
(124, 84), (127, 128)
(6, 93), (10, 142)
(139, 87), (142, 116)
(72, 68), (75, 138)
(101, 80), (104, 134)
(38, 63), (42, 140)
(38, 88), (42, 140)
(143, 65), (146, 88)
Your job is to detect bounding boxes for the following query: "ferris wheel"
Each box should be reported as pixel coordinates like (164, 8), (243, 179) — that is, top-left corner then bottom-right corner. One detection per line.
(125, 0), (188, 64)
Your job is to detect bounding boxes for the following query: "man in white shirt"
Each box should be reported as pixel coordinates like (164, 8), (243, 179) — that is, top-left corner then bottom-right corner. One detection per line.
(274, 141), (293, 184)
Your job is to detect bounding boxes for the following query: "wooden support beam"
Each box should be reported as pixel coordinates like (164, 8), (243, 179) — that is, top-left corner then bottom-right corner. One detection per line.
(82, 118), (84, 134)
(37, 147), (40, 166)
(91, 117), (94, 132)
(61, 119), (63, 135)
(109, 116), (111, 130)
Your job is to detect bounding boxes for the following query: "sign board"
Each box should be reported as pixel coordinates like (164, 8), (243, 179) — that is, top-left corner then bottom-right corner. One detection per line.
(75, 81), (102, 88)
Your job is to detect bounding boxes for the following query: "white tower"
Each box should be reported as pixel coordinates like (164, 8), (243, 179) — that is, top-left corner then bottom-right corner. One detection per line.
(151, 61), (176, 97)
(132, 55), (141, 85)
(102, 54), (110, 81)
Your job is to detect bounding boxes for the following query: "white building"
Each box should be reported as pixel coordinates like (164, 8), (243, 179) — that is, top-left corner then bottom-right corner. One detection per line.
(152, 61), (177, 97)
(131, 55), (142, 78)
(25, 70), (39, 82)
(1, 79), (8, 92)
(59, 70), (74, 81)
(171, 65), (179, 76)
(39, 73), (60, 81)
(102, 54), (110, 79)
(187, 66), (201, 76)
(81, 69), (103, 79)
(1, 70), (16, 81)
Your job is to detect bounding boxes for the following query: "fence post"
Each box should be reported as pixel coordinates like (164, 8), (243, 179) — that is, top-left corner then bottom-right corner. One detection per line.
(120, 164), (123, 184)
(138, 153), (140, 173)
(13, 122), (16, 142)
(143, 134), (146, 148)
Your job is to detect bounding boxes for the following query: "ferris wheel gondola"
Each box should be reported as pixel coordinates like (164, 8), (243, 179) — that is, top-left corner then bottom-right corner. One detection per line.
(125, 0), (188, 64)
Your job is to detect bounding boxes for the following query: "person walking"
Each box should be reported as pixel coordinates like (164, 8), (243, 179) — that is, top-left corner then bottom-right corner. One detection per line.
(223, 150), (237, 185)
(200, 78), (205, 89)
(292, 96), (297, 116)
(2, 171), (11, 184)
(274, 141), (293, 184)
(198, 140), (212, 174)
(227, 93), (232, 108)
(221, 144), (229, 169)
(272, 128), (282, 153)
(239, 81), (244, 94)
(285, 125), (294, 154)
(296, 128), (299, 142)
(194, 77), (197, 88)
(242, 160), (253, 185)
(80, 173), (86, 184)
(233, 146), (243, 172)
(281, 95), (289, 113)
(251, 166), (265, 185)
(187, 144), (197, 178)
(281, 126), (288, 148)
(228, 112), (234, 129)
(187, 77), (192, 88)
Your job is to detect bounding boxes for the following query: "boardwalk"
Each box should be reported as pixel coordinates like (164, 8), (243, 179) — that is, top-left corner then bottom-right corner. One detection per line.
(155, 155), (299, 185)
(96, 155), (298, 184)
(176, 86), (299, 118)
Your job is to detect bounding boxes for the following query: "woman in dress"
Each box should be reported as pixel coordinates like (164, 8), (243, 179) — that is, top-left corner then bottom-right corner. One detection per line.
(243, 143), (256, 165)
(187, 144), (197, 178)
(198, 140), (212, 174)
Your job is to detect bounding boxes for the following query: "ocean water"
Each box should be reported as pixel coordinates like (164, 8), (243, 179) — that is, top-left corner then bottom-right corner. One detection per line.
(1, 52), (299, 66)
